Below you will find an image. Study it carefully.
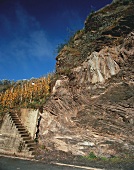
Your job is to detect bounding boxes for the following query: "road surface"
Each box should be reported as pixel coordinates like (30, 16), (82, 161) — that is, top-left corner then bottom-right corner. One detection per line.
(0, 156), (103, 170)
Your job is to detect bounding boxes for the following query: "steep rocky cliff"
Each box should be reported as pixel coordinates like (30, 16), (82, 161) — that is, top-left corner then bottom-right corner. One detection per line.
(39, 0), (134, 159)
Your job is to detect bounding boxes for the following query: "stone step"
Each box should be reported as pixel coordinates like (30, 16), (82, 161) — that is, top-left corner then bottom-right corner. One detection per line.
(29, 147), (35, 151)
(19, 131), (29, 135)
(21, 134), (30, 137)
(13, 122), (21, 125)
(16, 125), (25, 128)
(11, 115), (18, 118)
(12, 119), (21, 123)
(17, 128), (26, 131)
(11, 117), (19, 119)
(10, 115), (18, 117)
(14, 123), (24, 126)
(23, 137), (32, 141)
(14, 123), (22, 125)
(9, 112), (36, 156)
(17, 129), (27, 132)
(31, 152), (36, 155)
(26, 143), (36, 148)
(25, 140), (35, 144)
(17, 128), (28, 133)
(28, 150), (36, 156)
(12, 119), (19, 122)
(9, 114), (18, 117)
(18, 128), (26, 131)
(12, 117), (20, 121)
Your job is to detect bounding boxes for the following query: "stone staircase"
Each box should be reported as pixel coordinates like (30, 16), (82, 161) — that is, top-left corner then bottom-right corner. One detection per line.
(9, 112), (36, 156)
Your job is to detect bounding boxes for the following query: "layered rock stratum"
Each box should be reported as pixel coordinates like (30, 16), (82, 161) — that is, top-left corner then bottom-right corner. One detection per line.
(39, 0), (134, 158)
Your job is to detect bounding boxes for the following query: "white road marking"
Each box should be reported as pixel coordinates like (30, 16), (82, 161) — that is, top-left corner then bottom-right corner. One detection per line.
(54, 162), (105, 170)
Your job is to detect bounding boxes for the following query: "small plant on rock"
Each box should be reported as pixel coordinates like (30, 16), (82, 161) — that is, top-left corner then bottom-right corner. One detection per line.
(85, 152), (97, 160)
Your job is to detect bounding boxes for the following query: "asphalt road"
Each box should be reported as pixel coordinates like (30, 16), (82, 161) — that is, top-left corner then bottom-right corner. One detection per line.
(1, 155), (134, 170)
(0, 156), (101, 170)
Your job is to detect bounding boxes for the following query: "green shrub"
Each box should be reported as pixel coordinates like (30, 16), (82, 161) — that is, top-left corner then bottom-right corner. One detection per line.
(85, 152), (97, 160)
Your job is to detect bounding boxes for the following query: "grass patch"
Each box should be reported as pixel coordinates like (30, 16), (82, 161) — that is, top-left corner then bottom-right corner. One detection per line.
(83, 152), (97, 160)
(82, 152), (133, 164)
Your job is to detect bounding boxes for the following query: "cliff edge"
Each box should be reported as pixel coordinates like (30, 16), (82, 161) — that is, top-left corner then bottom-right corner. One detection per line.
(38, 0), (134, 159)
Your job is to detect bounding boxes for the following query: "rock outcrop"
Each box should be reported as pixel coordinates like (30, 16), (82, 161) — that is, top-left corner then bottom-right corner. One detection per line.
(39, 0), (134, 158)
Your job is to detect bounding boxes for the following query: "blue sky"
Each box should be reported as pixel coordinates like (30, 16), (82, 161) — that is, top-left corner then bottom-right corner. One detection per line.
(0, 0), (112, 81)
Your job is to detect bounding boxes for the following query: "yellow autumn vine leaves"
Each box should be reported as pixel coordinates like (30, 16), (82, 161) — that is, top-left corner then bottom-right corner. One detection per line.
(0, 75), (51, 108)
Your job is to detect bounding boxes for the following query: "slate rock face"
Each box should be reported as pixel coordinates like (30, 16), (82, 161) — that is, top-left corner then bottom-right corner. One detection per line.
(39, 0), (134, 158)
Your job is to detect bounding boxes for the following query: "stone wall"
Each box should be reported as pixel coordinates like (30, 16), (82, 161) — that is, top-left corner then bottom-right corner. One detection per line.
(0, 113), (31, 157)
(0, 109), (39, 157)
(20, 109), (39, 139)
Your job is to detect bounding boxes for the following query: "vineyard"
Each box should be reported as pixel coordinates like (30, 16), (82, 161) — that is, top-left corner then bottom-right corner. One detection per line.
(0, 75), (52, 114)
